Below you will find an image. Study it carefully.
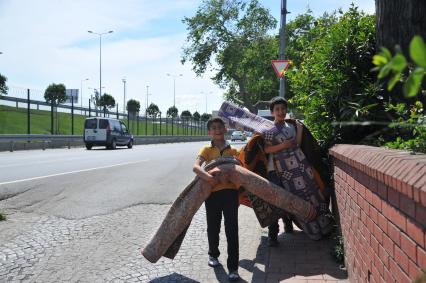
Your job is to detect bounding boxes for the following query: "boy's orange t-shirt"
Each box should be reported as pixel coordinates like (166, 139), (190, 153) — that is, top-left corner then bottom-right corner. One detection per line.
(198, 142), (239, 192)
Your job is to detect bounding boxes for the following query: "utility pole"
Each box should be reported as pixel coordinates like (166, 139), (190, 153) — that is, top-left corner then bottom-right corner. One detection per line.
(279, 0), (288, 98)
(122, 78), (126, 113)
(146, 85), (149, 115)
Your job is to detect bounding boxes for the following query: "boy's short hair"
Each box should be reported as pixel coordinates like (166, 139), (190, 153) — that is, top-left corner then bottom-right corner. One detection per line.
(207, 117), (225, 130)
(269, 96), (288, 112)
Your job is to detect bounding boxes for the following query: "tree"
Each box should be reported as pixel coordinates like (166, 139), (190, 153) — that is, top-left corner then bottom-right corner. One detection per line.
(181, 110), (192, 119)
(167, 106), (179, 118)
(98, 94), (116, 113)
(182, 0), (277, 111)
(44, 83), (66, 104)
(287, 6), (378, 147)
(376, 0), (426, 56)
(146, 103), (160, 117)
(127, 99), (140, 113)
(0, 73), (8, 96)
(193, 111), (201, 120)
(201, 113), (212, 122)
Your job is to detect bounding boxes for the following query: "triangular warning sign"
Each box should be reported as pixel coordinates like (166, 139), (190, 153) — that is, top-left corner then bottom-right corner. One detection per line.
(272, 60), (291, 78)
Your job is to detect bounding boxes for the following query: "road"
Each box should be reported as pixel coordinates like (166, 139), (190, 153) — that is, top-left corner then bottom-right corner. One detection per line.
(0, 141), (244, 219)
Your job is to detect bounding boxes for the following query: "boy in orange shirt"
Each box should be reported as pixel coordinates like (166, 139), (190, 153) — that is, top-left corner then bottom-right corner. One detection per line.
(193, 117), (240, 281)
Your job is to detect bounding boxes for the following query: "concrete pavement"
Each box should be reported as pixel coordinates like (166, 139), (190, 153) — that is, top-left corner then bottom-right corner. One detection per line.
(0, 203), (347, 282)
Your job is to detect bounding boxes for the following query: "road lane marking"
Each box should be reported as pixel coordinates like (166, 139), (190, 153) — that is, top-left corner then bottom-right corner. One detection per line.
(0, 160), (149, 186)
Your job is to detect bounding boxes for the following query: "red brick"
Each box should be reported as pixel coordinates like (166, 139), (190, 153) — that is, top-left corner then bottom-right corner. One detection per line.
(394, 245), (409, 271)
(383, 234), (395, 257)
(378, 244), (390, 268)
(388, 187), (400, 208)
(417, 246), (426, 268)
(377, 182), (388, 199)
(389, 256), (411, 283)
(415, 203), (426, 227)
(365, 188), (373, 204)
(387, 222), (401, 247)
(371, 193), (382, 210)
(383, 268), (395, 283)
(401, 232), (418, 262)
(373, 224), (384, 244)
(408, 259), (422, 281)
(370, 205), (379, 224)
(355, 181), (367, 196)
(371, 234), (379, 254)
(366, 216), (374, 232)
(373, 252), (384, 276)
(389, 205), (407, 232)
(406, 218), (424, 248)
(378, 213), (388, 233)
(399, 194), (416, 218)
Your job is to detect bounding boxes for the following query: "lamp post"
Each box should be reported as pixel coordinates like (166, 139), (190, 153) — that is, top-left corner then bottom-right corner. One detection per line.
(166, 73), (183, 107)
(122, 78), (126, 113)
(88, 30), (113, 108)
(201, 91), (213, 114)
(146, 85), (151, 116)
(80, 78), (89, 109)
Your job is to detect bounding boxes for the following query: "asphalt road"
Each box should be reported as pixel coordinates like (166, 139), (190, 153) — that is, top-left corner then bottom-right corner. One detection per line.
(0, 141), (245, 219)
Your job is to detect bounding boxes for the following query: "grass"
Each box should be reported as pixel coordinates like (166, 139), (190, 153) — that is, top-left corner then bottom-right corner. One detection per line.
(0, 105), (208, 136)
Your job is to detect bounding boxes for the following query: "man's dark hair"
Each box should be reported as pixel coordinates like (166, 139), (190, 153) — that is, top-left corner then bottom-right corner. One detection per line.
(207, 117), (225, 130)
(269, 96), (288, 112)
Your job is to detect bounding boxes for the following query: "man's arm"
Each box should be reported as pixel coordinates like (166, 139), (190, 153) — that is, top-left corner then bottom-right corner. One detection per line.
(193, 156), (217, 186)
(264, 140), (296, 154)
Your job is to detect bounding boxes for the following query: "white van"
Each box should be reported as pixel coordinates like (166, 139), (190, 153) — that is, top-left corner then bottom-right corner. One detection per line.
(83, 118), (133, 150)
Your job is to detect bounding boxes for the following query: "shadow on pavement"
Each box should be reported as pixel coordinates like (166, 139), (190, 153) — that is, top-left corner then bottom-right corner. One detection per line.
(241, 230), (348, 282)
(148, 272), (199, 283)
(213, 264), (249, 283)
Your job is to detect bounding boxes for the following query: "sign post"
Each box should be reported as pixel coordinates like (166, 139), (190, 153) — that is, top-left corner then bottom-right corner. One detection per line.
(271, 60), (291, 78)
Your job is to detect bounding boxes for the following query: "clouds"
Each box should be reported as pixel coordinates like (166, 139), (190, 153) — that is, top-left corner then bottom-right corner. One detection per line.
(0, 0), (375, 114)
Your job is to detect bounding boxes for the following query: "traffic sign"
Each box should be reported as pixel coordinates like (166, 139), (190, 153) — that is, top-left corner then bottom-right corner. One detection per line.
(271, 60), (291, 78)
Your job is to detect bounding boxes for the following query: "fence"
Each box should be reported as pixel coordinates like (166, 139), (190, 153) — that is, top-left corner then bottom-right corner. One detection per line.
(0, 87), (208, 136)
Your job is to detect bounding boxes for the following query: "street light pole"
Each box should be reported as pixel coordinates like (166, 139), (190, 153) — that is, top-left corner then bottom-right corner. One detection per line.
(122, 78), (126, 113)
(279, 0), (288, 98)
(88, 30), (113, 110)
(146, 85), (149, 115)
(166, 73), (183, 107)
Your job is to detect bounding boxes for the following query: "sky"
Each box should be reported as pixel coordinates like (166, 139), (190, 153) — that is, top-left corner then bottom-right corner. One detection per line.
(0, 0), (375, 115)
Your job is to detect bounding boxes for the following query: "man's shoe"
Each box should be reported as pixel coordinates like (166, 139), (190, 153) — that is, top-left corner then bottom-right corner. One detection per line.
(267, 237), (279, 247)
(228, 270), (240, 281)
(208, 256), (220, 267)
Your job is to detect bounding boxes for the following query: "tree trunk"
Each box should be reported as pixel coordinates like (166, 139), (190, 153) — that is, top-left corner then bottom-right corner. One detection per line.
(376, 0), (426, 55)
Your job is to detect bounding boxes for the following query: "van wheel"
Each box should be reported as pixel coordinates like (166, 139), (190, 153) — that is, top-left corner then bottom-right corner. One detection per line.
(110, 139), (117, 150)
(85, 144), (92, 150)
(127, 140), (133, 149)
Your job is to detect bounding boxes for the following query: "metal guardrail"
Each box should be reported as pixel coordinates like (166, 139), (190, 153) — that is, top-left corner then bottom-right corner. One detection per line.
(0, 134), (210, 152)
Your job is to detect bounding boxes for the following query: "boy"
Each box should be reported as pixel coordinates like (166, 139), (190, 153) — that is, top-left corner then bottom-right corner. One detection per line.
(264, 97), (303, 246)
(193, 117), (240, 281)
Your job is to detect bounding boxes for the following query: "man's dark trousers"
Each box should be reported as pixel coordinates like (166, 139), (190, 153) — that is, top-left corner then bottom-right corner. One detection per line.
(205, 189), (239, 271)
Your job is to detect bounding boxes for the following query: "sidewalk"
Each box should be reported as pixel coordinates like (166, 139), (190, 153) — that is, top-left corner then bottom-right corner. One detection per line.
(204, 206), (349, 283)
(0, 204), (348, 282)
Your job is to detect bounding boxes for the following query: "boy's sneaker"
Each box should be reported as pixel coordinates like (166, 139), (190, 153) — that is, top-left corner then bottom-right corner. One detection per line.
(208, 256), (220, 267)
(228, 270), (240, 281)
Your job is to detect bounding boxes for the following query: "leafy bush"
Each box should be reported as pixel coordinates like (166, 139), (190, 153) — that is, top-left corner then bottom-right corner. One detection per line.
(373, 36), (426, 153)
(287, 6), (379, 147)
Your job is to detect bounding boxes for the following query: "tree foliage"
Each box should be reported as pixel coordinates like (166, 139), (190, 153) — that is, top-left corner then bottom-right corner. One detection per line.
(167, 106), (178, 118)
(0, 73), (8, 96)
(98, 94), (116, 111)
(182, 0), (277, 111)
(373, 36), (426, 153)
(147, 103), (160, 117)
(193, 111), (201, 120)
(127, 99), (140, 113)
(181, 110), (192, 118)
(201, 113), (212, 122)
(44, 83), (67, 105)
(287, 6), (378, 147)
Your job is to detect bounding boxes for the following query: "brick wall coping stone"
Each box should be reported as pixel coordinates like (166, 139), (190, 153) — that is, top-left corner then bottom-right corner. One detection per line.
(329, 144), (426, 206)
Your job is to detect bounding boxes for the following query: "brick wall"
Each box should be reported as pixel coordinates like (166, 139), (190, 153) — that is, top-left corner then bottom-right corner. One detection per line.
(330, 145), (426, 283)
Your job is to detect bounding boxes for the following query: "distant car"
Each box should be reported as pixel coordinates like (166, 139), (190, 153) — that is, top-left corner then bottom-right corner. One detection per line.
(244, 131), (253, 138)
(231, 130), (246, 141)
(83, 117), (133, 150)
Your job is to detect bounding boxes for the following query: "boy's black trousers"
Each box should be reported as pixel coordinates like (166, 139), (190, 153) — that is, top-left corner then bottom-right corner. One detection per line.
(205, 189), (239, 271)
